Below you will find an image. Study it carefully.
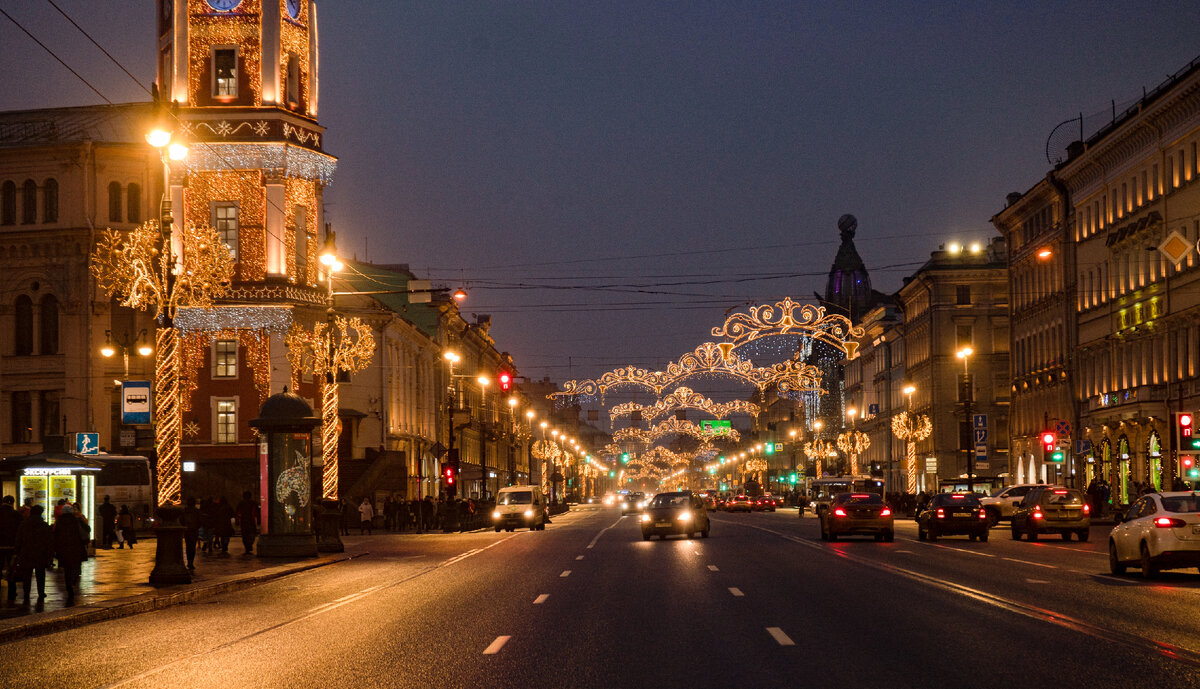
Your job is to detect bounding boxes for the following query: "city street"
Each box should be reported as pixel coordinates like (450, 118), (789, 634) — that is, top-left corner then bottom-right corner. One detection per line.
(1, 506), (1198, 688)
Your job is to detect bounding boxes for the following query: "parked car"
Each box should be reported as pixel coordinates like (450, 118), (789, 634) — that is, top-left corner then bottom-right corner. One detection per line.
(1108, 492), (1200, 578)
(915, 493), (989, 542)
(980, 484), (1060, 526)
(821, 492), (894, 542)
(640, 491), (711, 540)
(1010, 487), (1091, 541)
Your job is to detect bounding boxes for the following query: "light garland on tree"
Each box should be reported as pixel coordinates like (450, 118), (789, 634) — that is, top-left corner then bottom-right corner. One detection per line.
(91, 219), (234, 507)
(284, 315), (375, 500)
(837, 430), (871, 477)
(804, 438), (839, 479)
(711, 297), (865, 358)
(892, 412), (933, 494)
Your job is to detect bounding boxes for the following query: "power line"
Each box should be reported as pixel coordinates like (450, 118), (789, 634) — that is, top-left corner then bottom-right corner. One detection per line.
(0, 7), (112, 104)
(44, 0), (152, 96)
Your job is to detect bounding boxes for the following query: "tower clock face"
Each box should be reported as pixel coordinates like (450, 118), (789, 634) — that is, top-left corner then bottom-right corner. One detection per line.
(287, 0), (301, 19)
(205, 0), (243, 11)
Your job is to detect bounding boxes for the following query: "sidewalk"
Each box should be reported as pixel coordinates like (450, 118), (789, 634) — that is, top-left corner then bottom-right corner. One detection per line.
(0, 536), (368, 644)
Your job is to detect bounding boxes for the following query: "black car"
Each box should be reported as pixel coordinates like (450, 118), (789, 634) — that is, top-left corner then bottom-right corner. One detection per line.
(820, 492), (894, 542)
(915, 493), (989, 542)
(641, 491), (711, 540)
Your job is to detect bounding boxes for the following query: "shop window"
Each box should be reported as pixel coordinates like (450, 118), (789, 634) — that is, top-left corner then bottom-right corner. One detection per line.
(39, 294), (58, 355)
(213, 48), (237, 97)
(127, 183), (141, 223)
(213, 203), (239, 260)
(43, 178), (57, 223)
(1, 181), (15, 225)
(11, 391), (32, 443)
(14, 295), (33, 355)
(108, 182), (122, 222)
(213, 339), (237, 378)
(215, 399), (237, 443)
(21, 180), (36, 224)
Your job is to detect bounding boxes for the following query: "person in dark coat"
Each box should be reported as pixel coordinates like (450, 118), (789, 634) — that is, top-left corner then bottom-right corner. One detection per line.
(116, 505), (137, 548)
(0, 496), (21, 577)
(98, 495), (117, 548)
(235, 491), (259, 556)
(9, 504), (52, 603)
(420, 496), (434, 533)
(181, 498), (201, 571)
(53, 504), (88, 604)
(214, 497), (235, 555)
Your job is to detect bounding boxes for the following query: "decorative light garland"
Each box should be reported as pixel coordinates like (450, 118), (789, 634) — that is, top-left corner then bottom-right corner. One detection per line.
(836, 429), (871, 476)
(285, 177), (319, 285)
(712, 297), (865, 358)
(175, 305), (294, 333)
(185, 144), (337, 185)
(186, 171), (267, 280)
(892, 412), (933, 494)
(187, 0), (263, 106)
(608, 386), (761, 425)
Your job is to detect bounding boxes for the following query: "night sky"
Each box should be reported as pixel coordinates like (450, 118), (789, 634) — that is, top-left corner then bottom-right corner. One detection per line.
(1, 1), (1197, 384)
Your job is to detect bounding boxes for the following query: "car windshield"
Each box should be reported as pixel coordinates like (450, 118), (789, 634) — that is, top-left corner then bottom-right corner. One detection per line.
(935, 494), (981, 506)
(1041, 490), (1082, 505)
(838, 493), (882, 505)
(1161, 496), (1200, 513)
(498, 491), (532, 505)
(650, 494), (690, 509)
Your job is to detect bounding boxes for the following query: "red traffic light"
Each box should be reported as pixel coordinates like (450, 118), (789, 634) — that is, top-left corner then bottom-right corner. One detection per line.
(1184, 457), (1195, 469)
(442, 463), (456, 485)
(498, 371), (513, 392)
(1041, 431), (1056, 453)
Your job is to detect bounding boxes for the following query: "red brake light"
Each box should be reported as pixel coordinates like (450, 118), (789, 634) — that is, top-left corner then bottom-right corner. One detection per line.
(850, 494), (870, 498)
(1032, 509), (1043, 520)
(979, 509), (988, 519)
(1082, 504), (1090, 514)
(1053, 490), (1068, 494)
(880, 507), (892, 517)
(936, 508), (945, 519)
(1154, 517), (1186, 528)
(833, 507), (847, 517)
(950, 495), (965, 499)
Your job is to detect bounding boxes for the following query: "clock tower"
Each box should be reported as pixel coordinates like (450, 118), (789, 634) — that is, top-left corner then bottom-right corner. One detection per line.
(154, 1), (336, 495)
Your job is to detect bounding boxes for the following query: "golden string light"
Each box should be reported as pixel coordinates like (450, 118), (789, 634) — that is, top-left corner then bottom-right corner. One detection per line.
(804, 438), (838, 479)
(284, 177), (318, 285)
(185, 171), (267, 281)
(608, 386), (761, 425)
(892, 412), (933, 494)
(711, 297), (865, 358)
(91, 219), (234, 507)
(187, 0), (264, 106)
(284, 316), (375, 499)
(836, 430), (871, 477)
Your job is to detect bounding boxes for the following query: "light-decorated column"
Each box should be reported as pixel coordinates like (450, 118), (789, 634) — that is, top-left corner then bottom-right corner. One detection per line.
(154, 326), (182, 506)
(892, 412), (932, 494)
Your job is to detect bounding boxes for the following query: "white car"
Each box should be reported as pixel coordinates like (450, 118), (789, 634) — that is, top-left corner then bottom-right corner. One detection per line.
(1108, 492), (1200, 578)
(980, 484), (1063, 525)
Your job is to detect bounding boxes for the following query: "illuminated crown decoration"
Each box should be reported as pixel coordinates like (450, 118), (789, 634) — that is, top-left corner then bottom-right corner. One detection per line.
(711, 298), (864, 358)
(891, 412), (933, 442)
(744, 458), (768, 473)
(608, 386), (761, 425)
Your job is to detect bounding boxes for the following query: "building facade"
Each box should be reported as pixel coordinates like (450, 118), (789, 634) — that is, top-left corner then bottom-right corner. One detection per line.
(843, 301), (906, 490)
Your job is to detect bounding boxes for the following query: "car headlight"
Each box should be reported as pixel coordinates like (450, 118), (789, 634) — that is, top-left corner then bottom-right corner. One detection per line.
(679, 511), (692, 521)
(492, 511), (501, 519)
(524, 509), (534, 518)
(640, 514), (651, 522)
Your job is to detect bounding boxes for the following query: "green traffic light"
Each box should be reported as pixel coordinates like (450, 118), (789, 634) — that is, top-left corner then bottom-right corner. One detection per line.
(764, 444), (775, 455)
(1190, 439), (1200, 450)
(621, 453), (630, 464)
(609, 470), (615, 478)
(1050, 451), (1065, 463)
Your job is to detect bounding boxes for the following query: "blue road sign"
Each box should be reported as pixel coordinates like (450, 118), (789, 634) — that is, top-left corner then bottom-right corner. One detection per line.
(122, 381), (152, 425)
(974, 442), (987, 460)
(973, 414), (987, 429)
(868, 404), (880, 416)
(74, 432), (99, 455)
(974, 428), (988, 444)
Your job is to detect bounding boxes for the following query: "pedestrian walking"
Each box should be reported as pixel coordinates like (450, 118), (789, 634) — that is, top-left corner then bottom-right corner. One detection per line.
(358, 498), (374, 535)
(0, 496), (20, 577)
(53, 504), (88, 604)
(420, 496), (434, 533)
(235, 491), (259, 556)
(181, 498), (200, 571)
(8, 504), (52, 604)
(98, 495), (117, 549)
(215, 497), (235, 555)
(116, 505), (137, 548)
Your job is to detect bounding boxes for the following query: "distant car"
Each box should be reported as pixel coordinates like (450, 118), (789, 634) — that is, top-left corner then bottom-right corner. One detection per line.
(1010, 487), (1091, 541)
(980, 484), (1062, 526)
(641, 491), (710, 540)
(1108, 492), (1200, 578)
(491, 485), (548, 532)
(727, 494), (753, 512)
(916, 493), (989, 542)
(821, 492), (894, 542)
(754, 494), (778, 512)
(697, 491), (719, 511)
(602, 492), (617, 507)
(620, 492), (646, 516)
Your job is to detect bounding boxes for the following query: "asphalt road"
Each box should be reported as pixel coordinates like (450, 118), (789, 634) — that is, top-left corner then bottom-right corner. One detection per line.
(2, 506), (1199, 688)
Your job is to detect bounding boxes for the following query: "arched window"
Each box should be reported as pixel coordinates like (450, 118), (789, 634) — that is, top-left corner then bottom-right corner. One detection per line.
(39, 294), (58, 355)
(14, 295), (33, 355)
(21, 180), (36, 224)
(127, 183), (141, 223)
(1, 181), (15, 225)
(43, 178), (58, 223)
(108, 182), (122, 223)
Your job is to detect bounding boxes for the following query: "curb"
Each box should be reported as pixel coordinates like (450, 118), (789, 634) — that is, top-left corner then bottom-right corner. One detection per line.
(0, 551), (367, 645)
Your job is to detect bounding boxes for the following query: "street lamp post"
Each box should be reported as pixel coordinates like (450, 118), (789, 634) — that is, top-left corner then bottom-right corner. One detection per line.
(101, 329), (153, 380)
(957, 346), (975, 493)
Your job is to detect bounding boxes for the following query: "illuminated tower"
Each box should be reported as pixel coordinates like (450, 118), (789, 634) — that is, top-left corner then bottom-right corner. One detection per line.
(156, 0), (335, 494)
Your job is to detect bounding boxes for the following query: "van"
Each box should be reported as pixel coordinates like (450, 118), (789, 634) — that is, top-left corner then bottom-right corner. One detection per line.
(492, 485), (548, 531)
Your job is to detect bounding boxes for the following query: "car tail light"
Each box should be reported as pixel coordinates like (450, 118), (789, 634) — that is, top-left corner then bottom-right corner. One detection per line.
(1082, 504), (1090, 514)
(978, 510), (988, 519)
(1032, 508), (1043, 520)
(1053, 490), (1068, 494)
(1154, 517), (1186, 528)
(833, 507), (847, 517)
(880, 507), (892, 517)
(936, 508), (945, 519)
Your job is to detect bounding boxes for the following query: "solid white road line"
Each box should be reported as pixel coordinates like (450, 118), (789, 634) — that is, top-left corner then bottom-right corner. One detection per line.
(560, 570), (572, 577)
(729, 587), (744, 597)
(707, 565), (719, 571)
(1003, 557), (1057, 569)
(483, 636), (511, 655)
(1026, 578), (1051, 584)
(766, 627), (795, 646)
(533, 594), (550, 604)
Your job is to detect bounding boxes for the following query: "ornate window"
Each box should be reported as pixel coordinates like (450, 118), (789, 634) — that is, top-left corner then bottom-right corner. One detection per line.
(14, 295), (33, 355)
(213, 340), (237, 378)
(213, 202), (238, 260)
(214, 399), (237, 443)
(43, 178), (58, 223)
(21, 180), (36, 224)
(39, 294), (58, 355)
(108, 182), (122, 223)
(213, 48), (237, 97)
(1, 181), (15, 225)
(127, 183), (141, 223)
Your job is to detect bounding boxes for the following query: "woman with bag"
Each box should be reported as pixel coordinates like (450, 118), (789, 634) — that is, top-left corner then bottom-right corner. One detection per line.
(7, 504), (52, 603)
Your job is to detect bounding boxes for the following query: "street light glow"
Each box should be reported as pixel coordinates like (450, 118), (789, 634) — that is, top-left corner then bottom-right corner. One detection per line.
(477, 375), (489, 387)
(145, 129), (172, 148)
(167, 142), (188, 161)
(443, 351), (460, 363)
(957, 347), (974, 359)
(903, 384), (916, 396)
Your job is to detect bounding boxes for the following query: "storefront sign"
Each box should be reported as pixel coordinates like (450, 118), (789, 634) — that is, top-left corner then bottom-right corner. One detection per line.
(23, 467), (73, 476)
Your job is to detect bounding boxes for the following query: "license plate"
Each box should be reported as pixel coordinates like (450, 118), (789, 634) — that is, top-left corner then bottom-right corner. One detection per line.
(1192, 525), (1200, 534)
(656, 522), (672, 528)
(954, 512), (972, 517)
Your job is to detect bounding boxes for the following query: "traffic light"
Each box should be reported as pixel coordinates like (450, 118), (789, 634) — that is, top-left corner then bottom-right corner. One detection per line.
(441, 462), (457, 497)
(608, 470), (615, 478)
(621, 452), (630, 464)
(498, 370), (513, 392)
(764, 443), (775, 455)
(1174, 412), (1199, 453)
(1048, 449), (1065, 463)
(1041, 431), (1056, 454)
(788, 472), (797, 484)
(1182, 456), (1198, 480)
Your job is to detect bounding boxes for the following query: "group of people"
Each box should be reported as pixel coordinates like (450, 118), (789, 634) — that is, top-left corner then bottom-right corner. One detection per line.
(179, 492), (260, 570)
(341, 495), (486, 535)
(0, 495), (90, 605)
(97, 496), (139, 549)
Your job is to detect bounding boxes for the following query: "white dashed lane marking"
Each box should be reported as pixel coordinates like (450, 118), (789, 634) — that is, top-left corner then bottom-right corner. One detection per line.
(576, 555), (584, 560)
(766, 627), (795, 646)
(533, 594), (549, 604)
(483, 636), (511, 655)
(729, 587), (744, 597)
(560, 570), (572, 578)
(707, 565), (719, 572)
